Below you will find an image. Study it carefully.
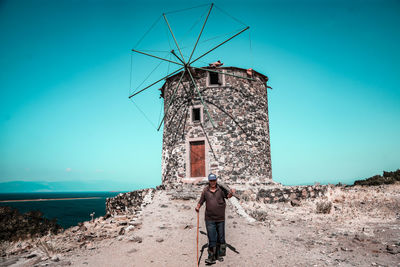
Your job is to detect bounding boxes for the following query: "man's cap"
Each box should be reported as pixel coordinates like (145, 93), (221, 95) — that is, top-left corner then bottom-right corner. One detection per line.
(208, 173), (217, 181)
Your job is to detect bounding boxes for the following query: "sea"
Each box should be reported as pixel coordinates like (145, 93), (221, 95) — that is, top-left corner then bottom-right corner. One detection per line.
(0, 192), (122, 229)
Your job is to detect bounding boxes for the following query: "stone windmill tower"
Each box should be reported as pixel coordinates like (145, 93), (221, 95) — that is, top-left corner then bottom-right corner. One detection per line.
(160, 67), (271, 186)
(129, 4), (272, 187)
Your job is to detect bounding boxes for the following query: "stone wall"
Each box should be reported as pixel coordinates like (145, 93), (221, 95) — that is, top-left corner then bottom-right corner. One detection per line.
(105, 184), (329, 217)
(161, 67), (272, 186)
(237, 184), (330, 204)
(105, 188), (154, 216)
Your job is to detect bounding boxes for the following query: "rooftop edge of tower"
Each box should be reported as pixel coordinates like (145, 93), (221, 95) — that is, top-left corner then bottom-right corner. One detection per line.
(159, 66), (268, 99)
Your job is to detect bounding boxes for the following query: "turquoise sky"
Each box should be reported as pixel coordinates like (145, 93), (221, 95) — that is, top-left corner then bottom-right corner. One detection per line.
(1, 0), (399, 192)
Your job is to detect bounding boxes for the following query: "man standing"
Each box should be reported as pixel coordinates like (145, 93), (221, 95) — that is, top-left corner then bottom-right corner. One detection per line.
(195, 173), (235, 264)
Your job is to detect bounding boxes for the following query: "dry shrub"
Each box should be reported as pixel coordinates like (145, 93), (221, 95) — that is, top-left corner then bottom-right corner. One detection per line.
(36, 239), (57, 258)
(250, 210), (268, 221)
(0, 207), (62, 242)
(316, 201), (332, 214)
(0, 241), (11, 257)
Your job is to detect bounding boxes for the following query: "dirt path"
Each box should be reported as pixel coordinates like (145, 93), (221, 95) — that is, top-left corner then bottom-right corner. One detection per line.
(63, 188), (400, 267)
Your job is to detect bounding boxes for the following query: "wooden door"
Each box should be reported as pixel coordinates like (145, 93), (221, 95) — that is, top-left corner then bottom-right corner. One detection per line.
(190, 141), (205, 177)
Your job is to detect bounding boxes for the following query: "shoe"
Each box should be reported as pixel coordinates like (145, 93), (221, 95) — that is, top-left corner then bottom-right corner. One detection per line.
(216, 243), (224, 261)
(205, 247), (216, 265)
(219, 243), (226, 257)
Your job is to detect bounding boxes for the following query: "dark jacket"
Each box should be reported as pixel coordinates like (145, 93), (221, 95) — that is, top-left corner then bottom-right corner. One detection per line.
(198, 184), (228, 222)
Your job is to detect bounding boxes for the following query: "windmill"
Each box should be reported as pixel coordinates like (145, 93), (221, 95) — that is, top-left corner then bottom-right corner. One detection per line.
(129, 3), (272, 186)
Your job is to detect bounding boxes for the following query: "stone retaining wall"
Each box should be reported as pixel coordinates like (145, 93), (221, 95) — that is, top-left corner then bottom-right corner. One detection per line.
(106, 188), (154, 216)
(105, 184), (330, 218)
(254, 184), (330, 204)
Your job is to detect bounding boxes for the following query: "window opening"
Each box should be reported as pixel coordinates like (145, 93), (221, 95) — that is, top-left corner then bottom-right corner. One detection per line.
(209, 72), (220, 85)
(192, 107), (201, 122)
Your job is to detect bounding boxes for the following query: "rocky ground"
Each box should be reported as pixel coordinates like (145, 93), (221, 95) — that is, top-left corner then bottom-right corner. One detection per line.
(1, 183), (399, 267)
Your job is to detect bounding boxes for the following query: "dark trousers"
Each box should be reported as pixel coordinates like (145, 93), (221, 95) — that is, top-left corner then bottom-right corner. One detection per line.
(205, 220), (225, 249)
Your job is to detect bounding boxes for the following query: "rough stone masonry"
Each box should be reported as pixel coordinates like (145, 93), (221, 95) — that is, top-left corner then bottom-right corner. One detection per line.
(160, 66), (272, 186)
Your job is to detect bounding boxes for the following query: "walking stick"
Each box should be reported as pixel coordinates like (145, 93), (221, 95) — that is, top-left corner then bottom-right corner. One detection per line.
(196, 210), (199, 267)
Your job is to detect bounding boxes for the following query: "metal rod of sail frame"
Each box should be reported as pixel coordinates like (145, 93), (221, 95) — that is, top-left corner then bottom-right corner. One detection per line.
(163, 13), (186, 65)
(131, 49), (183, 66)
(188, 3), (214, 63)
(187, 69), (215, 128)
(129, 67), (184, 98)
(157, 70), (186, 131)
(171, 50), (185, 65)
(189, 26), (250, 65)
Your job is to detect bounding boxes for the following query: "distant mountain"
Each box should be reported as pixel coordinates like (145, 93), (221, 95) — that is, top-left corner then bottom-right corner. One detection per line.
(0, 180), (153, 193)
(0, 181), (53, 193)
